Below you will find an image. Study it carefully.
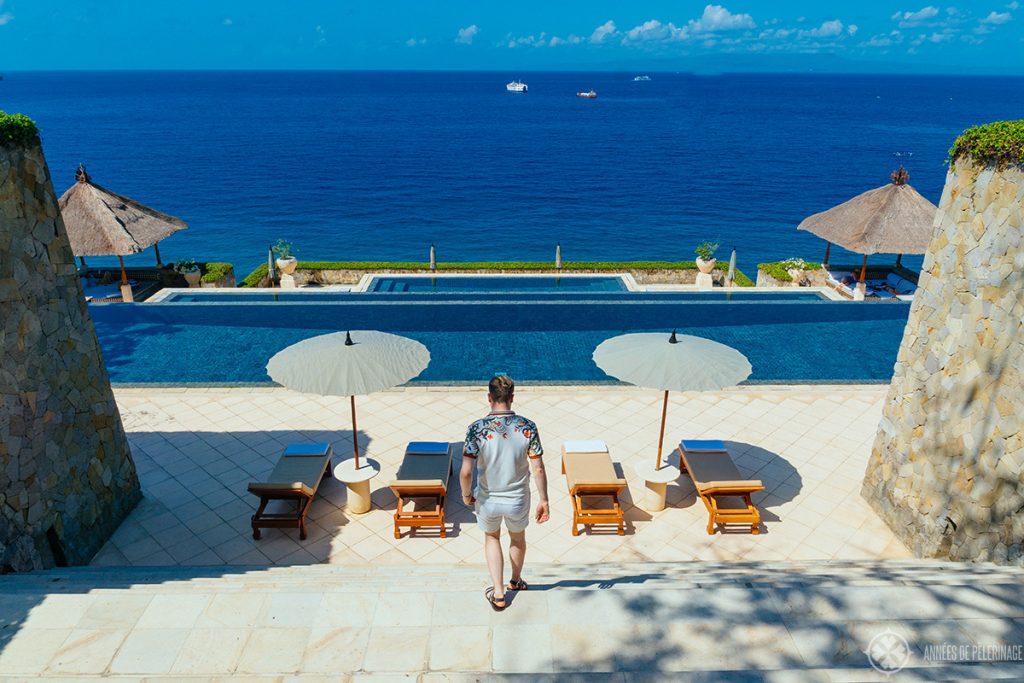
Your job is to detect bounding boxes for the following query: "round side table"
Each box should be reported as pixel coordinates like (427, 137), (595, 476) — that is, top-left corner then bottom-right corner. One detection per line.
(634, 461), (680, 512)
(333, 458), (381, 515)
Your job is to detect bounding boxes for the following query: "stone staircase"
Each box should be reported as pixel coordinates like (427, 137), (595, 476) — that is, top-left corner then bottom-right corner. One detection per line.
(1, 560), (1023, 680)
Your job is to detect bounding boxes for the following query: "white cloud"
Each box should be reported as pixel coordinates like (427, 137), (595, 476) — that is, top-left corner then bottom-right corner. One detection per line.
(892, 6), (940, 28)
(688, 4), (755, 33)
(405, 37), (426, 47)
(549, 35), (583, 46)
(848, 24), (859, 35)
(456, 24), (479, 44)
(623, 19), (688, 43)
(981, 11), (1012, 24)
(0, 0), (12, 26)
(911, 30), (955, 45)
(589, 20), (617, 44)
(506, 32), (550, 48)
(223, 18), (233, 26)
(1008, 2), (1020, 10)
(860, 30), (903, 47)
(801, 19), (845, 38)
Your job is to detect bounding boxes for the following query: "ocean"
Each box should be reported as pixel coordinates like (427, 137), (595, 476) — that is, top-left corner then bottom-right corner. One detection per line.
(3, 71), (1022, 277)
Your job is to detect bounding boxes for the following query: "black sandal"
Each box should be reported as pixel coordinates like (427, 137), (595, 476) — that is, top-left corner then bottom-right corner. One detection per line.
(485, 587), (507, 611)
(507, 578), (528, 591)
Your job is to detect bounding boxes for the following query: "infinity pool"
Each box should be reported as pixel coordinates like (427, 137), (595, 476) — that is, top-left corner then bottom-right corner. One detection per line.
(160, 290), (832, 303)
(92, 294), (910, 384)
(369, 275), (627, 293)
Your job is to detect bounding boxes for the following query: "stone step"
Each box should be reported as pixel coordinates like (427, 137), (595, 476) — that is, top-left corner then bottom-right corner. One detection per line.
(4, 559), (1023, 594)
(2, 560), (1022, 679)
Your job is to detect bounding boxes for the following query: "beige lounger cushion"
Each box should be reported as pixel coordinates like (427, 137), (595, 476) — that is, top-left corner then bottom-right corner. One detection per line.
(683, 451), (763, 491)
(249, 455), (326, 496)
(248, 481), (315, 497)
(563, 451), (626, 490)
(388, 478), (446, 489)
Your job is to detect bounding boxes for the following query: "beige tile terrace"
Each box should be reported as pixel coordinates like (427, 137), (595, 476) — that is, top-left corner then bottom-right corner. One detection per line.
(92, 385), (911, 568)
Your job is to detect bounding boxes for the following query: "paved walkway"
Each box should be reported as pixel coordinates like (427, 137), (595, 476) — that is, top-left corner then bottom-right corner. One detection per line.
(93, 386), (910, 568)
(1, 561), (1023, 680)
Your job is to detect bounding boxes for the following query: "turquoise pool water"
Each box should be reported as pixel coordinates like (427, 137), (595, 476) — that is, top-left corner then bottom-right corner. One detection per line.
(92, 292), (909, 385)
(368, 275), (627, 293)
(161, 290), (831, 303)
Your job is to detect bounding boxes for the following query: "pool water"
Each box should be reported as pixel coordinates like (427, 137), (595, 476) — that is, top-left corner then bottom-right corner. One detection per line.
(91, 296), (910, 384)
(368, 275), (627, 293)
(161, 290), (831, 303)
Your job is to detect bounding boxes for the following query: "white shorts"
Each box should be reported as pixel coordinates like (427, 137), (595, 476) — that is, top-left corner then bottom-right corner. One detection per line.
(475, 495), (530, 534)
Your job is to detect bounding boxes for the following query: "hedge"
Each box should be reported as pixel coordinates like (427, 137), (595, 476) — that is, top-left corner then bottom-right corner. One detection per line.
(0, 112), (39, 147)
(200, 262), (233, 284)
(242, 260), (754, 287)
(757, 260), (822, 282)
(948, 120), (1024, 170)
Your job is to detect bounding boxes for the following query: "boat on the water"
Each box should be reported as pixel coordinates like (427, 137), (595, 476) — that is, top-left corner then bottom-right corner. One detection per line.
(633, 75), (651, 81)
(576, 90), (598, 99)
(506, 80), (528, 93)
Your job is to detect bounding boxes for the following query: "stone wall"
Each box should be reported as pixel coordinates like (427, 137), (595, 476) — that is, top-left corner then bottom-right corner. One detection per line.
(0, 138), (141, 570)
(862, 159), (1024, 564)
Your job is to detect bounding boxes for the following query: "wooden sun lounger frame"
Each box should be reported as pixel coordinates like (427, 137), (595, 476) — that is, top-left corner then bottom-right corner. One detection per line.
(390, 443), (454, 539)
(676, 443), (763, 535)
(248, 445), (334, 541)
(561, 445), (626, 537)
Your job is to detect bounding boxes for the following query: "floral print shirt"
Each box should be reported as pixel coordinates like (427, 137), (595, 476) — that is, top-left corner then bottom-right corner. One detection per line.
(464, 411), (543, 502)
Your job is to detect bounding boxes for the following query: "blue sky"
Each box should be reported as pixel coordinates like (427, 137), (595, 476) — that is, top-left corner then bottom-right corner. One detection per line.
(0, 1), (1021, 73)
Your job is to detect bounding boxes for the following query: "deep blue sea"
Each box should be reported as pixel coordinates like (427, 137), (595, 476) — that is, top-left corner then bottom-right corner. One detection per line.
(4, 71), (1023, 277)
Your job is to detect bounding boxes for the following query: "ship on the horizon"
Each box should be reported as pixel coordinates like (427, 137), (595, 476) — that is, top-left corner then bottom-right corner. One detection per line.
(576, 90), (598, 99)
(506, 80), (528, 93)
(633, 75), (651, 81)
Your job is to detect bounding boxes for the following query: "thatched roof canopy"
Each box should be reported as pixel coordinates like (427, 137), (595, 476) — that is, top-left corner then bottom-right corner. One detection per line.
(58, 165), (187, 257)
(797, 168), (938, 255)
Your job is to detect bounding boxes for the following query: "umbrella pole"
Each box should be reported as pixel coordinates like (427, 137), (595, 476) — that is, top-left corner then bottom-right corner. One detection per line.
(655, 390), (669, 470)
(895, 254), (902, 268)
(350, 395), (360, 469)
(823, 242), (831, 268)
(859, 255), (868, 283)
(154, 244), (162, 267)
(117, 256), (128, 286)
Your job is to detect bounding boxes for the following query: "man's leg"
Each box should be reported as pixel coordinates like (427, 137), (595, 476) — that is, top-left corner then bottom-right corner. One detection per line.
(508, 530), (526, 584)
(484, 529), (505, 602)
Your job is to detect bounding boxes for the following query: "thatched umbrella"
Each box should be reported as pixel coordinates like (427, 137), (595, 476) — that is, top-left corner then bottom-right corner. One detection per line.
(59, 165), (188, 287)
(797, 168), (937, 283)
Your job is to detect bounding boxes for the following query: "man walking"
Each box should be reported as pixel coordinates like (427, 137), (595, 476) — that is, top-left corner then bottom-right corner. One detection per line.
(460, 375), (549, 611)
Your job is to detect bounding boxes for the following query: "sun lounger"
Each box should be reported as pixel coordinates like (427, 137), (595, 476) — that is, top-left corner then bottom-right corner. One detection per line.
(561, 440), (628, 536)
(248, 443), (334, 541)
(677, 440), (763, 535)
(390, 441), (455, 539)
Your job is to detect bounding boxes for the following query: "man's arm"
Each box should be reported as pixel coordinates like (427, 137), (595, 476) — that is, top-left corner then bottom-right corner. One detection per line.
(529, 457), (550, 523)
(460, 452), (475, 505)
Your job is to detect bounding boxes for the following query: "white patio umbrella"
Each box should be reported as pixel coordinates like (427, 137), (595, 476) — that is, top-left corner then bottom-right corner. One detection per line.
(593, 331), (751, 469)
(266, 330), (430, 468)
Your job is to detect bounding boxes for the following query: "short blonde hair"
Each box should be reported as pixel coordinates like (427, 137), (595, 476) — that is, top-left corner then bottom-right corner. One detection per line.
(488, 375), (515, 403)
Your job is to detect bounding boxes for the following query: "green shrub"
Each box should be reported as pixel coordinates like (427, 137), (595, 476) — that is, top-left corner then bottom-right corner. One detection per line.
(240, 263), (269, 287)
(0, 112), (39, 147)
(758, 260), (822, 282)
(200, 262), (233, 283)
(948, 120), (1024, 169)
(239, 260), (755, 287)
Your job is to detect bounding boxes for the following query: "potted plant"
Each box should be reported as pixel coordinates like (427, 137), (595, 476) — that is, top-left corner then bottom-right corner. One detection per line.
(273, 239), (298, 275)
(174, 259), (202, 288)
(694, 241), (719, 274)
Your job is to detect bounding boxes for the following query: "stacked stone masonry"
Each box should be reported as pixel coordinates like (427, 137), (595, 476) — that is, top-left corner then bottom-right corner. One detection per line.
(0, 139), (141, 571)
(863, 159), (1024, 564)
